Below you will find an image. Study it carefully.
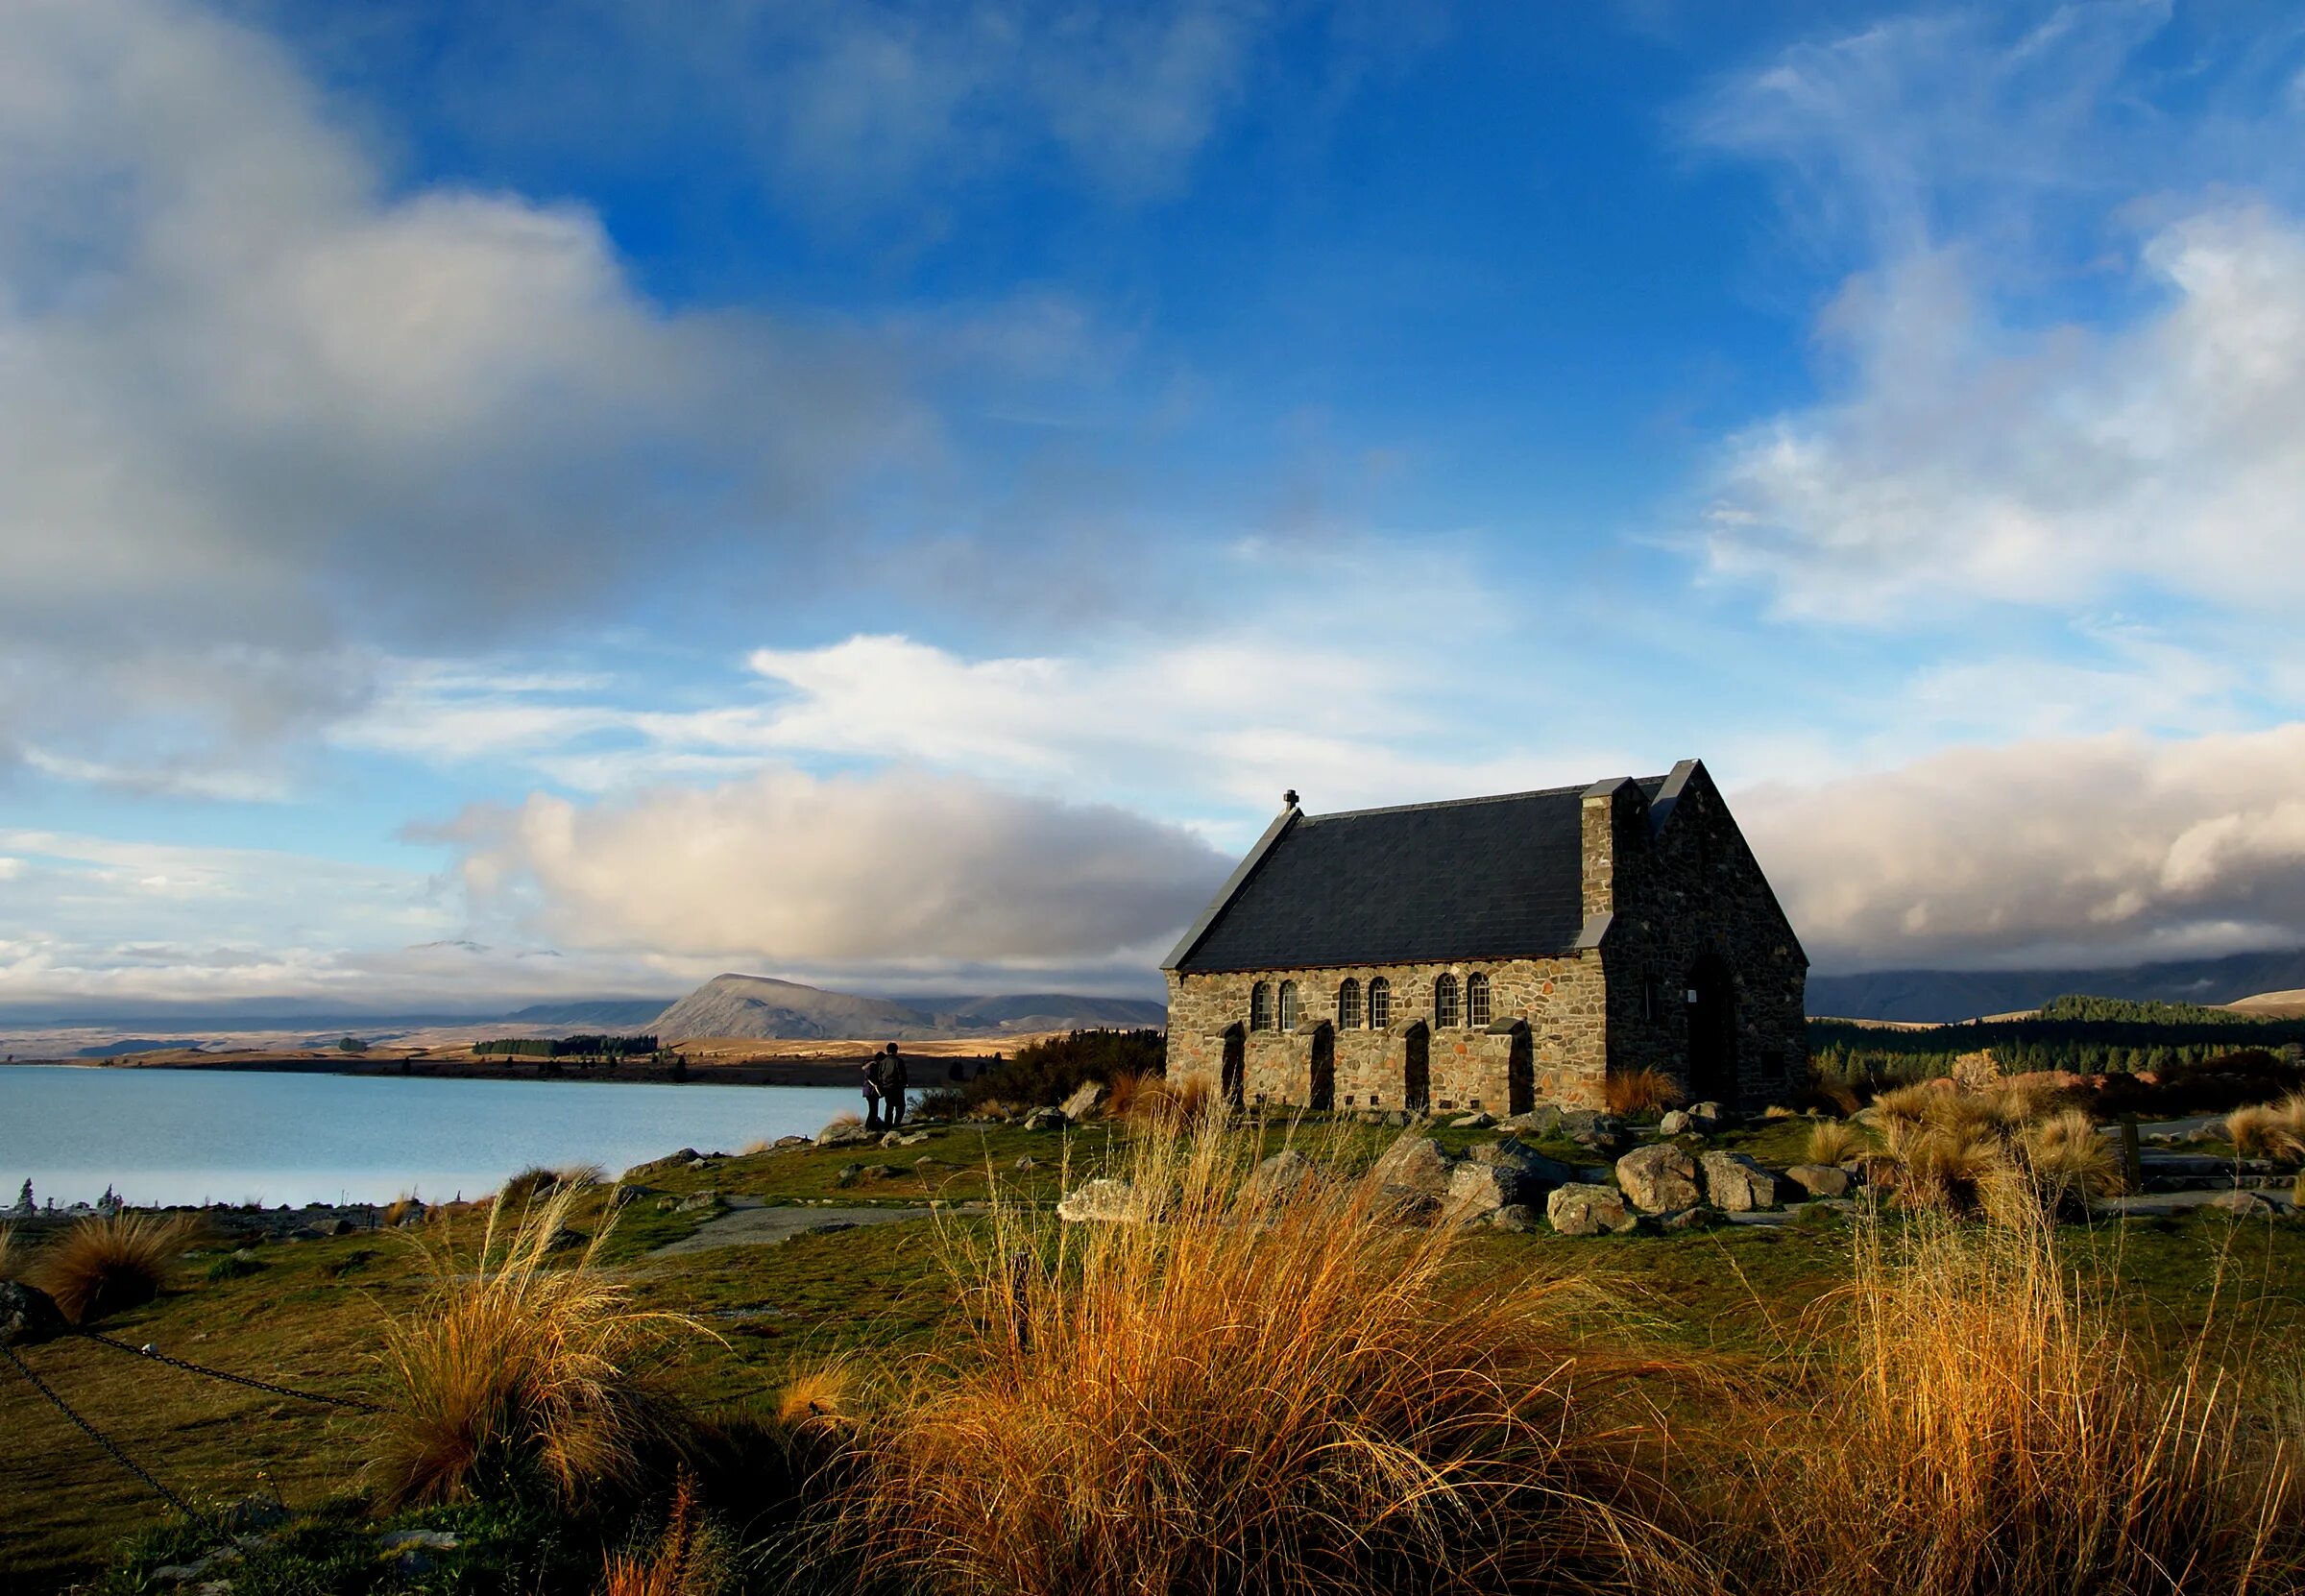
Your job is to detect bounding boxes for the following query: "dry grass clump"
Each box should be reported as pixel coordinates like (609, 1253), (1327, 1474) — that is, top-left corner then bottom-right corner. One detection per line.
(837, 1124), (1708, 1596)
(2018, 1110), (2126, 1209)
(381, 1194), (428, 1228)
(776, 1364), (856, 1432)
(1766, 1208), (2291, 1593)
(1807, 1120), (1869, 1166)
(1604, 1066), (1686, 1117)
(2228, 1095), (2305, 1162)
(371, 1185), (717, 1508)
(1106, 1069), (1211, 1127)
(0, 1223), (21, 1281)
(31, 1213), (199, 1324)
(598, 1471), (732, 1596)
(1890, 1124), (2012, 1215)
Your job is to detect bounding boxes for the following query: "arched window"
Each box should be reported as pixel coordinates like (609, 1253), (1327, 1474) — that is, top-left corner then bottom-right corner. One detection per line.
(1434, 974), (1460, 1028)
(1467, 972), (1491, 1028)
(1367, 977), (1391, 1029)
(1337, 978), (1361, 1029)
(1250, 981), (1272, 1031)
(1277, 980), (1298, 1030)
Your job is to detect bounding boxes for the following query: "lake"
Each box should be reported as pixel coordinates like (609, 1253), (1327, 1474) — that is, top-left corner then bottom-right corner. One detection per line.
(0, 1066), (859, 1209)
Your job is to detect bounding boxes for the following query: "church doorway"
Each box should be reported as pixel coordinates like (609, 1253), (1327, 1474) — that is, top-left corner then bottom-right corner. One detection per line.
(1221, 1024), (1246, 1109)
(1507, 1024), (1535, 1117)
(1308, 1023), (1335, 1110)
(1686, 955), (1738, 1103)
(1403, 1022), (1431, 1114)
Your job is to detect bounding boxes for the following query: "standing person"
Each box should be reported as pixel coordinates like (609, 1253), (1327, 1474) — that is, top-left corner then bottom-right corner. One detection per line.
(881, 1041), (910, 1127)
(861, 1054), (885, 1132)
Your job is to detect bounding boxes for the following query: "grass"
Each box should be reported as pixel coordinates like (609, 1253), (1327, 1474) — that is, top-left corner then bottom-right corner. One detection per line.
(369, 1184), (719, 1509)
(1805, 1120), (1869, 1165)
(834, 1120), (1709, 1596)
(1104, 1069), (1211, 1126)
(31, 1213), (200, 1325)
(1604, 1066), (1686, 1117)
(0, 1222), (21, 1281)
(2228, 1095), (2305, 1162)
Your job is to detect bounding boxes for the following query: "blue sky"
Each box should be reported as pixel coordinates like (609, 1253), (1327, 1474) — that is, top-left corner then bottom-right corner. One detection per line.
(7, 0), (2305, 1011)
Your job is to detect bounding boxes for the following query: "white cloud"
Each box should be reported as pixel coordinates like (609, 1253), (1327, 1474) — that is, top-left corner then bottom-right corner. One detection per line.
(1735, 724), (2305, 971)
(436, 765), (1228, 965)
(1697, 206), (2305, 622)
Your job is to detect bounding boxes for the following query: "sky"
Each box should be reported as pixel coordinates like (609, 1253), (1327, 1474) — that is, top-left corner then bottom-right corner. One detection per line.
(7, 0), (2305, 1013)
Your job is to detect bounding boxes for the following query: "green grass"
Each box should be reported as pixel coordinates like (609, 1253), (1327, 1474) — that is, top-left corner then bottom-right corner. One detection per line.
(10, 1119), (2305, 1593)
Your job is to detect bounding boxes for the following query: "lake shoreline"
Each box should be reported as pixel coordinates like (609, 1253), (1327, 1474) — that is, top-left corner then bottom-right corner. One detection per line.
(0, 1052), (925, 1088)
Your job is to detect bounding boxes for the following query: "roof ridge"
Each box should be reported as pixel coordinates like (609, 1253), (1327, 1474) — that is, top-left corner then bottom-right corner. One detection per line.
(1303, 775), (1670, 824)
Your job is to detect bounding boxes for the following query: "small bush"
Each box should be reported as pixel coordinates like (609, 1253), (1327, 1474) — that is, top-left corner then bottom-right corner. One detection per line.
(2018, 1110), (2125, 1209)
(1807, 1121), (1869, 1166)
(371, 1185), (717, 1508)
(1605, 1066), (1686, 1117)
(33, 1213), (198, 1324)
(1889, 1124), (2010, 1216)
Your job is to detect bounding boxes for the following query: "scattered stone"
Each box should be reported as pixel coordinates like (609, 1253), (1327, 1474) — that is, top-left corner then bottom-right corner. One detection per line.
(816, 1124), (877, 1149)
(1385, 1110), (1412, 1128)
(1013, 1156), (1040, 1173)
(686, 1157), (715, 1172)
(2208, 1191), (2278, 1219)
(1687, 1101), (1727, 1129)
(545, 1224), (588, 1251)
(1614, 1144), (1702, 1213)
(1655, 1206), (1726, 1233)
(674, 1191), (722, 1214)
(1656, 1109), (1695, 1137)
(1489, 1203), (1540, 1233)
(834, 1163), (864, 1188)
(1243, 1149), (1321, 1204)
(1023, 1107), (1069, 1132)
(1547, 1183), (1638, 1236)
(1371, 1134), (1456, 1197)
(1058, 1080), (1105, 1122)
(862, 1164), (902, 1181)
(774, 1135), (811, 1149)
(1783, 1163), (1852, 1200)
(1446, 1160), (1534, 1217)
(624, 1149), (702, 1179)
(1698, 1150), (1781, 1213)
(288, 1224), (327, 1242)
(320, 1217), (357, 1237)
(1056, 1178), (1154, 1223)
(0, 1282), (69, 1348)
(1501, 1106), (1565, 1136)
(1467, 1138), (1576, 1186)
(1449, 1110), (1496, 1129)
(912, 1156), (948, 1173)
(1562, 1110), (1633, 1155)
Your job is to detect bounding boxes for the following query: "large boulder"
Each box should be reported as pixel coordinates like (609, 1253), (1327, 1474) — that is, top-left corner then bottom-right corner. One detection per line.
(1614, 1145), (1702, 1213)
(1687, 1101), (1727, 1130)
(1445, 1161), (1533, 1218)
(1699, 1151), (1781, 1213)
(1023, 1107), (1069, 1132)
(1561, 1111), (1633, 1156)
(1500, 1106), (1565, 1137)
(1490, 1203), (1540, 1233)
(815, 1124), (877, 1149)
(1244, 1149), (1322, 1205)
(1656, 1109), (1696, 1137)
(1547, 1183), (1638, 1236)
(1468, 1138), (1576, 1187)
(1058, 1081), (1105, 1122)
(1783, 1163), (1852, 1200)
(1371, 1134), (1456, 1197)
(1373, 1186), (1443, 1226)
(1448, 1110), (1495, 1129)
(0, 1281), (67, 1348)
(1056, 1178), (1154, 1223)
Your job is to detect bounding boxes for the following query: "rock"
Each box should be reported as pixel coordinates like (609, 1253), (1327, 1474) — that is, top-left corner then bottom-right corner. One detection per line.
(1058, 1080), (1105, 1122)
(674, 1191), (722, 1214)
(378, 1527), (460, 1573)
(834, 1163), (864, 1188)
(1656, 1109), (1695, 1136)
(1023, 1107), (1069, 1132)
(0, 1281), (68, 1348)
(1446, 1160), (1533, 1217)
(1489, 1203), (1540, 1233)
(1056, 1178), (1154, 1223)
(774, 1135), (811, 1149)
(1656, 1206), (1727, 1233)
(1501, 1106), (1565, 1136)
(1688, 1101), (1726, 1128)
(1371, 1134), (1456, 1197)
(545, 1224), (588, 1251)
(1385, 1110), (1412, 1128)
(862, 1164), (902, 1182)
(1783, 1163), (1852, 1200)
(289, 1224), (327, 1241)
(1373, 1185), (1443, 1225)
(624, 1149), (702, 1178)
(319, 1217), (357, 1237)
(1013, 1156), (1040, 1173)
(1449, 1110), (1495, 1129)
(1547, 1183), (1638, 1236)
(1699, 1151), (1781, 1213)
(1467, 1138), (1576, 1186)
(1614, 1145), (1702, 1213)
(1562, 1111), (1633, 1155)
(222, 1490), (287, 1533)
(687, 1157), (715, 1171)
(1244, 1149), (1321, 1204)
(2208, 1191), (2277, 1219)
(816, 1124), (876, 1149)
(913, 1156), (948, 1173)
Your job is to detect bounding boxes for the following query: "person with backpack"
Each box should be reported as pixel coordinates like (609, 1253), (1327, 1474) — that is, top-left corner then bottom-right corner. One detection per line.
(861, 1054), (886, 1131)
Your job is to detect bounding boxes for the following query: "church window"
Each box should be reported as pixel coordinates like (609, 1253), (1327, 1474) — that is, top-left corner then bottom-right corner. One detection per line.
(1250, 981), (1272, 1030)
(1467, 973), (1491, 1028)
(1277, 980), (1298, 1029)
(1337, 979), (1361, 1029)
(1368, 977), (1391, 1029)
(1434, 974), (1460, 1028)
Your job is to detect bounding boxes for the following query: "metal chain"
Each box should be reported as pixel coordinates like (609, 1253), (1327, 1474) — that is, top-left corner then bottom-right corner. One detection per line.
(3, 1340), (201, 1519)
(74, 1328), (380, 1413)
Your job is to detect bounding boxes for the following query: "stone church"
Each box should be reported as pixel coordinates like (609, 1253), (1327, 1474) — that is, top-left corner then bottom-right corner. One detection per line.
(1162, 760), (1807, 1114)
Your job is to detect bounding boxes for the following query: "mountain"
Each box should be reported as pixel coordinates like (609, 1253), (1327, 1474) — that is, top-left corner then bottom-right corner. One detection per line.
(648, 975), (1170, 1042)
(503, 999), (680, 1027)
(1807, 948), (2305, 1023)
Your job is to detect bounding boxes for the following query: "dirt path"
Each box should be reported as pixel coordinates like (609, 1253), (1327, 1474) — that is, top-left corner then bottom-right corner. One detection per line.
(650, 1198), (944, 1256)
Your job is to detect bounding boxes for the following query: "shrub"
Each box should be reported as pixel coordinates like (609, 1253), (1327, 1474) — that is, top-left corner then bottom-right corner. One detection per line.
(32, 1213), (198, 1324)
(1604, 1066), (1686, 1118)
(946, 1029), (1166, 1114)
(204, 1250), (267, 1282)
(834, 1123), (1709, 1596)
(1807, 1121), (1869, 1166)
(2017, 1110), (2125, 1210)
(1762, 1207), (2290, 1593)
(1889, 1124), (2010, 1216)
(371, 1184), (716, 1508)
(2227, 1094), (2305, 1162)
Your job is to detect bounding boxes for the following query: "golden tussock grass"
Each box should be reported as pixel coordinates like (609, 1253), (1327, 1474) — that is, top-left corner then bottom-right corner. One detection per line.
(1603, 1066), (1686, 1117)
(1105, 1069), (1212, 1127)
(2228, 1095), (2305, 1162)
(775, 1363), (856, 1432)
(597, 1471), (732, 1596)
(1759, 1206), (2294, 1594)
(31, 1212), (200, 1324)
(1806, 1120), (1869, 1166)
(835, 1122), (1710, 1596)
(371, 1184), (719, 1508)
(0, 1222), (22, 1282)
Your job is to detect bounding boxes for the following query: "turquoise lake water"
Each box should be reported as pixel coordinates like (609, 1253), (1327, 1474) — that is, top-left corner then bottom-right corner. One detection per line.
(0, 1066), (857, 1208)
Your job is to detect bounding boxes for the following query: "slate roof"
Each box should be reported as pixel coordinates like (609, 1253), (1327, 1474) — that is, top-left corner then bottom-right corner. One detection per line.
(1167, 777), (1667, 974)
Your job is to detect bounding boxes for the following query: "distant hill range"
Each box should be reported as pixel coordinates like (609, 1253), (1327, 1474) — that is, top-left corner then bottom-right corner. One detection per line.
(1808, 949), (2305, 1024)
(645, 974), (1166, 1043)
